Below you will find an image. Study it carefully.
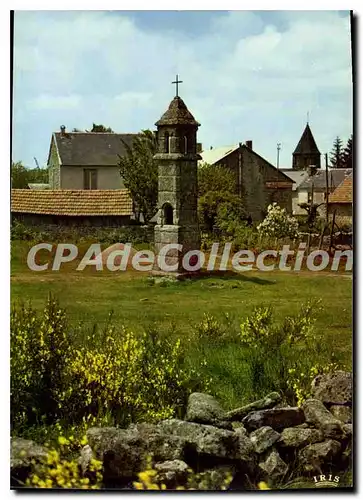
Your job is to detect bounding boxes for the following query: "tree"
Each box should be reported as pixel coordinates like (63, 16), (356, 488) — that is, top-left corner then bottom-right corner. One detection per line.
(343, 135), (353, 169)
(198, 191), (247, 232)
(11, 162), (49, 188)
(90, 123), (114, 133)
(330, 136), (345, 168)
(118, 130), (158, 223)
(11, 162), (29, 188)
(198, 163), (236, 197)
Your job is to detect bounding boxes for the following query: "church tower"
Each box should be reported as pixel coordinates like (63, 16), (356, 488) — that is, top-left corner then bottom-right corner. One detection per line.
(153, 77), (201, 275)
(292, 123), (321, 170)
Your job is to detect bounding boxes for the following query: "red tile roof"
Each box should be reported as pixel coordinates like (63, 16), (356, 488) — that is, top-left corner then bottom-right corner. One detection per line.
(328, 174), (353, 204)
(11, 189), (133, 216)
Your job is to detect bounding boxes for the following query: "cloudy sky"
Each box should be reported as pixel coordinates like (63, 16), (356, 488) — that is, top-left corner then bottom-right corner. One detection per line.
(13, 10), (352, 169)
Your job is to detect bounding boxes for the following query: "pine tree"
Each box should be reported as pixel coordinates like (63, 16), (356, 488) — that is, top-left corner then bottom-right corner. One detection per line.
(343, 135), (353, 169)
(330, 136), (345, 168)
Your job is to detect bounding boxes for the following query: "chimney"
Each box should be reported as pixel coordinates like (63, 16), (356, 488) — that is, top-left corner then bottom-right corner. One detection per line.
(197, 143), (203, 153)
(245, 140), (253, 149)
(60, 125), (66, 136)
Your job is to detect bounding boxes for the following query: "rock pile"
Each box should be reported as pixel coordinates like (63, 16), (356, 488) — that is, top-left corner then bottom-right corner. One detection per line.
(11, 371), (352, 490)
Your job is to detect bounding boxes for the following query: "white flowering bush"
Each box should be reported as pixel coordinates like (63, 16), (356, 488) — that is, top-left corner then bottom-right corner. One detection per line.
(257, 203), (299, 240)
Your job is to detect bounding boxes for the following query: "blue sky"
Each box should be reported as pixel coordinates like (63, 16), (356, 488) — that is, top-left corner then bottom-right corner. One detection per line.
(13, 10), (352, 169)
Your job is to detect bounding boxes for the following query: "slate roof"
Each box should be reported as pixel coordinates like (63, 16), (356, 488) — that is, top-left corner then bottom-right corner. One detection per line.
(277, 169), (309, 191)
(293, 124), (321, 155)
(11, 189), (133, 216)
(199, 144), (293, 182)
(199, 145), (239, 165)
(52, 132), (138, 166)
(328, 174), (353, 204)
(299, 168), (352, 191)
(155, 96), (200, 126)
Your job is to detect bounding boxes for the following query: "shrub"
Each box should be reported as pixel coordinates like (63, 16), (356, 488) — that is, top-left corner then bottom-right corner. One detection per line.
(11, 297), (208, 434)
(237, 299), (343, 403)
(10, 221), (152, 245)
(257, 203), (299, 240)
(11, 296), (72, 429)
(25, 434), (103, 489)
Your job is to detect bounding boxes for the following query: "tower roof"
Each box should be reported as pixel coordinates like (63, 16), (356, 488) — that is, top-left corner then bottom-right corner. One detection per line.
(293, 123), (321, 155)
(155, 96), (200, 127)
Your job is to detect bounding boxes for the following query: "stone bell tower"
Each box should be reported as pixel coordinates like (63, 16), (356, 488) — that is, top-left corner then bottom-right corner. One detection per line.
(153, 76), (201, 275)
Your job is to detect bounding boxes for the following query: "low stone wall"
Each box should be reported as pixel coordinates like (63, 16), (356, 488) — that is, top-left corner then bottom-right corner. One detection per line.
(11, 371), (352, 490)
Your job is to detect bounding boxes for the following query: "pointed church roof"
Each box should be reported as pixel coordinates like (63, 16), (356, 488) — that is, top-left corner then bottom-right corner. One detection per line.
(293, 123), (321, 155)
(155, 96), (200, 127)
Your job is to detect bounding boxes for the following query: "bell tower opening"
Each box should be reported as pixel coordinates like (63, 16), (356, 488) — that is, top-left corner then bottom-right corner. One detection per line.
(164, 132), (169, 153)
(163, 203), (173, 225)
(184, 136), (188, 154)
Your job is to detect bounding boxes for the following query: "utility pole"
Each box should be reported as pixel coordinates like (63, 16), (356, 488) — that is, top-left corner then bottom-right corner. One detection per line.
(276, 143), (281, 170)
(325, 153), (329, 223)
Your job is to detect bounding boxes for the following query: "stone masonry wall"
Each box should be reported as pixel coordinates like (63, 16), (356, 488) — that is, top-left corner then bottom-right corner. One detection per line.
(11, 371), (352, 490)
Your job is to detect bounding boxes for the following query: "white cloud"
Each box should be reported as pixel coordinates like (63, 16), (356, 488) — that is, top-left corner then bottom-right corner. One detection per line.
(26, 94), (82, 111)
(13, 10), (352, 167)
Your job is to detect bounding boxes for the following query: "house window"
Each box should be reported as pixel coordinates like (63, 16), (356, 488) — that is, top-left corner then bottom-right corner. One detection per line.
(84, 169), (97, 190)
(184, 136), (188, 154)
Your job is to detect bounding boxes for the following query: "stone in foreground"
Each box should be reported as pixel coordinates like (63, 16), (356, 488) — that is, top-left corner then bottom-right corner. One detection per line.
(302, 399), (344, 439)
(259, 449), (288, 480)
(226, 392), (281, 421)
(298, 439), (341, 473)
(278, 427), (324, 449)
(185, 392), (230, 428)
(11, 438), (48, 487)
(242, 407), (304, 431)
(249, 426), (280, 454)
(311, 371), (352, 406)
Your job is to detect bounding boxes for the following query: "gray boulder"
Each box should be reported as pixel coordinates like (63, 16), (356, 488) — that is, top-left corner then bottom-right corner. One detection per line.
(249, 427), (280, 454)
(259, 449), (288, 480)
(185, 393), (230, 429)
(226, 392), (281, 421)
(154, 460), (189, 488)
(298, 439), (341, 472)
(311, 371), (352, 406)
(158, 419), (254, 464)
(78, 445), (95, 477)
(242, 407), (304, 431)
(330, 405), (352, 424)
(342, 423), (353, 437)
(302, 399), (344, 439)
(11, 437), (48, 487)
(278, 427), (324, 449)
(87, 425), (184, 484)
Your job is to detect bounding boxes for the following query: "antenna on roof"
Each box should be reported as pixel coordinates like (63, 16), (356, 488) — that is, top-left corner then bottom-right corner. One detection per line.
(307, 111), (310, 124)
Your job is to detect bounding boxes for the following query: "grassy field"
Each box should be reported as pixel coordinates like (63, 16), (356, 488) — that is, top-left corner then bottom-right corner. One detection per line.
(11, 240), (353, 409)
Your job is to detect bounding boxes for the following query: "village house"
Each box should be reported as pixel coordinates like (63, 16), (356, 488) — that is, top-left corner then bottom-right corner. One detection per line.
(48, 126), (137, 190)
(328, 173), (353, 226)
(199, 141), (293, 221)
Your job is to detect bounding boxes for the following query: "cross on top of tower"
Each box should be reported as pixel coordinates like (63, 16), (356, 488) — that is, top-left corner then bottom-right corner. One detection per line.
(172, 74), (183, 97)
